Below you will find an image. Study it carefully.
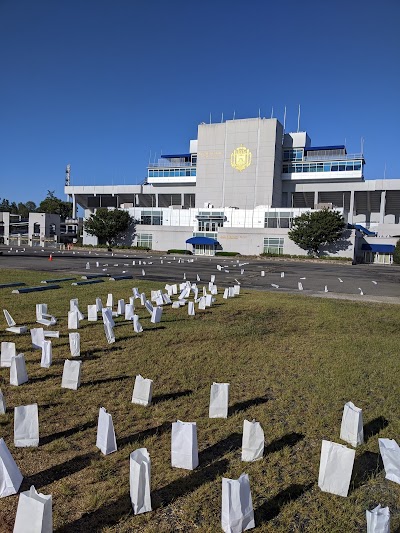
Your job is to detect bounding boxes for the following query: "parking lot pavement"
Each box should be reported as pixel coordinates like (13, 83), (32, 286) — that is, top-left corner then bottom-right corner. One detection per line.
(1, 247), (400, 302)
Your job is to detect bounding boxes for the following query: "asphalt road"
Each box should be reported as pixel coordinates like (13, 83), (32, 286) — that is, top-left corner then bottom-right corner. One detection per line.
(1, 247), (400, 303)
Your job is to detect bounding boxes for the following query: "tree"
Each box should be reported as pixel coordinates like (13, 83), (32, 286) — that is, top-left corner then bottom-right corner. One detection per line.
(288, 208), (346, 256)
(38, 191), (72, 219)
(393, 240), (400, 264)
(84, 208), (134, 250)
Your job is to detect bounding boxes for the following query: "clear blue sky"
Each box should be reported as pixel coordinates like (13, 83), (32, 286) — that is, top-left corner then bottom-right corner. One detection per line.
(1, 0), (399, 205)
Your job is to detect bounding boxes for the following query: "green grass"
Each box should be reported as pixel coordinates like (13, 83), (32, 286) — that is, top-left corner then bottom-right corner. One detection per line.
(0, 268), (399, 532)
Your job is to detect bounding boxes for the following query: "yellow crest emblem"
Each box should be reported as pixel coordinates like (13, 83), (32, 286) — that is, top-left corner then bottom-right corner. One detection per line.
(230, 145), (252, 172)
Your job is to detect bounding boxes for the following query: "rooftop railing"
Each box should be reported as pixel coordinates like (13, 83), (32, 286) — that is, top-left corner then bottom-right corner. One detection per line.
(148, 160), (195, 168)
(303, 153), (364, 162)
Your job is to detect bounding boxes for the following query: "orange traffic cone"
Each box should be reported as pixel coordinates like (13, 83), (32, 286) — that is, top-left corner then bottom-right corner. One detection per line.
(48, 254), (53, 261)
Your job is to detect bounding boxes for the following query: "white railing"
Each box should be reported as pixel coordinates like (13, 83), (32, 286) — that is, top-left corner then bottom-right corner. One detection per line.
(303, 153), (363, 161)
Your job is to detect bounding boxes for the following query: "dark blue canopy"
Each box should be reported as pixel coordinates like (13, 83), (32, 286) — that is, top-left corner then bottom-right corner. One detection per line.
(186, 236), (218, 245)
(361, 243), (394, 253)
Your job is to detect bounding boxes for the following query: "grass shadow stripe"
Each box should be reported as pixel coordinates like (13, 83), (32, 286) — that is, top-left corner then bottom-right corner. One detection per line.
(255, 483), (314, 524)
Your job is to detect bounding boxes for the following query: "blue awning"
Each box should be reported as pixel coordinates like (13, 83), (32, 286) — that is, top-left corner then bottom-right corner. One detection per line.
(186, 236), (218, 245)
(161, 153), (192, 159)
(305, 145), (345, 151)
(362, 243), (395, 253)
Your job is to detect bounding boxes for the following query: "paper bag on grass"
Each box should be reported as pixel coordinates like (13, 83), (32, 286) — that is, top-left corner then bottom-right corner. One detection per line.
(10, 354), (28, 386)
(40, 340), (52, 368)
(96, 407), (117, 455)
(87, 304), (98, 321)
(68, 310), (79, 330)
(340, 401), (364, 447)
(150, 307), (162, 324)
(61, 360), (82, 390)
(130, 448), (152, 515)
(31, 328), (45, 350)
(209, 382), (230, 419)
(171, 421), (198, 470)
(0, 438), (23, 497)
(1, 342), (16, 368)
(221, 473), (255, 533)
(13, 485), (52, 533)
(125, 304), (134, 320)
(69, 332), (80, 357)
(366, 504), (390, 533)
(0, 389), (5, 414)
(132, 375), (153, 406)
(379, 438), (400, 484)
(133, 315), (143, 333)
(242, 420), (264, 462)
(14, 404), (39, 447)
(318, 440), (355, 497)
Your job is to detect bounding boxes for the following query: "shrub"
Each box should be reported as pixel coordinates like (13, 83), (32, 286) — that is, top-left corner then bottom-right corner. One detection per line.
(215, 251), (240, 256)
(166, 249), (193, 255)
(393, 240), (400, 264)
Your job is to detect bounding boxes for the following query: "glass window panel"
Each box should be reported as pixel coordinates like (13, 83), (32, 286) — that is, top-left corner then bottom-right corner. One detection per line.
(346, 162), (354, 171)
(354, 162), (361, 171)
(339, 164), (346, 171)
(324, 163), (331, 172)
(331, 164), (339, 171)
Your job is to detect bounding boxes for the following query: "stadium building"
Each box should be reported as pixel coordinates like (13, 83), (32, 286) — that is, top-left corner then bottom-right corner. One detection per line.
(65, 117), (400, 264)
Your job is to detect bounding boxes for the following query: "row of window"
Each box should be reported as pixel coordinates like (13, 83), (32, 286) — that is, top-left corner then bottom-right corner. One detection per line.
(263, 237), (284, 255)
(136, 233), (152, 248)
(148, 169), (196, 178)
(283, 149), (303, 161)
(198, 220), (223, 232)
(283, 161), (362, 174)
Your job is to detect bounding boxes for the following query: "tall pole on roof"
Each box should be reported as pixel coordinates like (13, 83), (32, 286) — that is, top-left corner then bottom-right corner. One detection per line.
(283, 106), (287, 133)
(270, 106), (274, 118)
(221, 112), (224, 123)
(209, 112), (212, 124)
(258, 108), (261, 118)
(297, 104), (301, 132)
(233, 110), (235, 121)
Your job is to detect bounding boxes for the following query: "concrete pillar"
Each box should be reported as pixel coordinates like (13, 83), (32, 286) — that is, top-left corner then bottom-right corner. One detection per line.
(379, 190), (386, 224)
(314, 190), (319, 208)
(348, 190), (355, 224)
(72, 195), (76, 218)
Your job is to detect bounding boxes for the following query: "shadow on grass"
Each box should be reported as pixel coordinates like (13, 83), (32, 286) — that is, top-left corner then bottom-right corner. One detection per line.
(364, 416), (389, 443)
(264, 433), (304, 454)
(83, 346), (123, 357)
(80, 376), (130, 387)
(229, 394), (273, 416)
(29, 374), (60, 383)
(255, 483), (313, 524)
(40, 419), (97, 445)
(199, 433), (242, 464)
(22, 452), (96, 491)
(56, 458), (229, 532)
(351, 451), (383, 490)
(117, 421), (171, 448)
(152, 389), (193, 404)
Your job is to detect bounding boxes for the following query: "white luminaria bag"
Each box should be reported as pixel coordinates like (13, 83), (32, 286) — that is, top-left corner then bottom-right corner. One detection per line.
(70, 299), (84, 320)
(1, 341), (16, 367)
(132, 287), (140, 299)
(61, 360), (82, 390)
(340, 401), (364, 447)
(40, 340), (52, 368)
(0, 438), (23, 497)
(151, 307), (162, 323)
(96, 407), (117, 455)
(133, 315), (143, 333)
(69, 332), (80, 357)
(188, 302), (195, 316)
(0, 389), (6, 414)
(242, 420), (264, 462)
(221, 473), (255, 533)
(14, 404), (39, 447)
(223, 288), (229, 299)
(31, 328), (45, 350)
(87, 304), (98, 321)
(132, 375), (153, 406)
(13, 485), (52, 533)
(140, 293), (146, 305)
(171, 421), (199, 470)
(10, 354), (28, 386)
(209, 382), (230, 418)
(102, 307), (115, 327)
(130, 448), (152, 515)
(106, 294), (113, 308)
(366, 504), (390, 533)
(117, 299), (125, 315)
(103, 321), (115, 344)
(144, 300), (153, 315)
(68, 310), (79, 330)
(198, 297), (206, 310)
(379, 438), (400, 484)
(96, 297), (103, 311)
(318, 440), (355, 497)
(125, 304), (134, 320)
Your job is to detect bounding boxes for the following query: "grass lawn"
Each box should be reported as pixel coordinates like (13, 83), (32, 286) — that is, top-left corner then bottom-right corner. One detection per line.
(0, 268), (399, 532)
